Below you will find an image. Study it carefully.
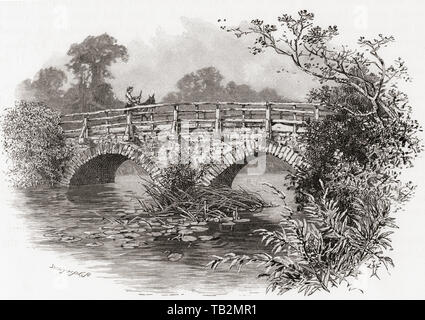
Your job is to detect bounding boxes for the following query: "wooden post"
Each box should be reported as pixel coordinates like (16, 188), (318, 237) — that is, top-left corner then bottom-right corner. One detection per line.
(232, 208), (239, 220)
(292, 104), (297, 134)
(84, 117), (89, 139)
(124, 111), (133, 141)
(78, 116), (89, 144)
(105, 111), (110, 135)
(171, 104), (179, 133)
(215, 103), (221, 136)
(241, 104), (246, 128)
(314, 105), (319, 121)
(150, 106), (155, 134)
(265, 102), (272, 139)
(195, 104), (199, 129)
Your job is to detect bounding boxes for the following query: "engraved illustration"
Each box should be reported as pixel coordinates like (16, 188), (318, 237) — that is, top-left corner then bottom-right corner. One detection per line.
(0, 1), (423, 298)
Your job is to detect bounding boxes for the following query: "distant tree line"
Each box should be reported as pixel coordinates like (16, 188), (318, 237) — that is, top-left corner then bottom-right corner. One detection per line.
(16, 35), (290, 115)
(163, 66), (290, 103)
(16, 33), (128, 114)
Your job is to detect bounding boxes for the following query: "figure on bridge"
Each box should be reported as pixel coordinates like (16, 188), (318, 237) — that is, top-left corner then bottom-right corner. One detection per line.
(125, 86), (156, 122)
(125, 86), (142, 108)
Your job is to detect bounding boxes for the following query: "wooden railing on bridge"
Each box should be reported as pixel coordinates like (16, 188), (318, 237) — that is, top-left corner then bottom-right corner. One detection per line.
(59, 102), (328, 144)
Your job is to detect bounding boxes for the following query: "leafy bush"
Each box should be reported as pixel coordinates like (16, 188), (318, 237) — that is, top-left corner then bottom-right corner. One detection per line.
(291, 96), (422, 212)
(210, 94), (421, 294)
(210, 180), (407, 295)
(1, 101), (73, 187)
(209, 10), (423, 294)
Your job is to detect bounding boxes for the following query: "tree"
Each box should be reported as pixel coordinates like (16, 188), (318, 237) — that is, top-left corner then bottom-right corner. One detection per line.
(224, 81), (258, 102)
(15, 67), (67, 111)
(257, 87), (288, 102)
(91, 83), (118, 107)
(66, 33), (128, 112)
(15, 79), (36, 101)
(210, 11), (422, 295)
(220, 10), (410, 121)
(1, 101), (74, 188)
(163, 66), (289, 102)
(67, 33), (128, 88)
(295, 85), (422, 211)
(163, 66), (225, 102)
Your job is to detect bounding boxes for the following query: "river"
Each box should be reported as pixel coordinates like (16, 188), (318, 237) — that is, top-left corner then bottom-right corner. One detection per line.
(7, 161), (295, 296)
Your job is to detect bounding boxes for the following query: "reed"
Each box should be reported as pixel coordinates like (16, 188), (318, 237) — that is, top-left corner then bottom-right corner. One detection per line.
(137, 163), (269, 221)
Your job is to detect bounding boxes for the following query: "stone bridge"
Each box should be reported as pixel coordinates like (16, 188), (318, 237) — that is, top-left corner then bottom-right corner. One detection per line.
(59, 102), (326, 187)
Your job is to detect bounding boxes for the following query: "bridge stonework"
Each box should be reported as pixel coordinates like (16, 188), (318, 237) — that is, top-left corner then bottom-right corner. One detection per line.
(60, 142), (163, 186)
(59, 102), (320, 187)
(197, 137), (305, 186)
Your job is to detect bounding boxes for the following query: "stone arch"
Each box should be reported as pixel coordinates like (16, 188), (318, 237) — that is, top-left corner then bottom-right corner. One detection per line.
(60, 142), (162, 186)
(199, 140), (306, 187)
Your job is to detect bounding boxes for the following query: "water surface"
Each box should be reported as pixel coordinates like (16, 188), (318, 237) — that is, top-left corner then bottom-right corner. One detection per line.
(10, 170), (293, 296)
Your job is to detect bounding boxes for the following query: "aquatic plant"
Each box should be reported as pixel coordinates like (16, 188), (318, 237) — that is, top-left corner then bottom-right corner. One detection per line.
(137, 162), (269, 221)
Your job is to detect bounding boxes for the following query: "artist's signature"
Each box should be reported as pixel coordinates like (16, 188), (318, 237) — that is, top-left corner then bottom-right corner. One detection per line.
(49, 264), (91, 278)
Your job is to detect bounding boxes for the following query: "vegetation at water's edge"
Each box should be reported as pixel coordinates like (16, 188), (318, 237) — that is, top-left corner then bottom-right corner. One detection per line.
(1, 101), (74, 188)
(138, 162), (270, 222)
(209, 10), (423, 295)
(44, 162), (271, 248)
(2, 8), (423, 297)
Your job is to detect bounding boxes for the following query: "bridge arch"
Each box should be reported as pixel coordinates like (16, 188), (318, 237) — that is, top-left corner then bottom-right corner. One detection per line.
(199, 140), (306, 187)
(60, 142), (162, 186)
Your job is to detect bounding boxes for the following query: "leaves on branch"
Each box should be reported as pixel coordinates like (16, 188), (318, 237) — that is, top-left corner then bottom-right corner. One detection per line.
(211, 10), (422, 295)
(220, 10), (412, 121)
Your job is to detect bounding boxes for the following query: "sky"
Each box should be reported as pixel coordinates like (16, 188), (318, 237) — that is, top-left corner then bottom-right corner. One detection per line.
(1, 0), (425, 299)
(1, 0), (425, 105)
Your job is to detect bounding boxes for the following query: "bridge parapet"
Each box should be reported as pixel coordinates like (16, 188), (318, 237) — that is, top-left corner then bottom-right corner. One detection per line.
(60, 101), (327, 144)
(60, 102), (327, 186)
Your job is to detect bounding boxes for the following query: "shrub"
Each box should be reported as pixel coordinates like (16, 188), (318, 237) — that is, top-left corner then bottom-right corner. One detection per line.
(209, 180), (408, 295)
(1, 101), (73, 187)
(290, 105), (421, 212)
(208, 9), (424, 295)
(209, 86), (422, 295)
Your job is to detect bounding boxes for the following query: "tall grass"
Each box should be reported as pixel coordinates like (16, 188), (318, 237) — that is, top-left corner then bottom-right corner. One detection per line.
(137, 162), (269, 221)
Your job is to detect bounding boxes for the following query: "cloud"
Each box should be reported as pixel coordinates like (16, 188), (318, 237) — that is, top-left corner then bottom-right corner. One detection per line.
(109, 17), (317, 101)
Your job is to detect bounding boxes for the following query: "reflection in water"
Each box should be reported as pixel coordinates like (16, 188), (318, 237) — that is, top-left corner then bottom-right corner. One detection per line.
(11, 169), (294, 296)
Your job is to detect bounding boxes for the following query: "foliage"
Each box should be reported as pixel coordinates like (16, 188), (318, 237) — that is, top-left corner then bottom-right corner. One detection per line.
(209, 182), (399, 295)
(15, 33), (128, 114)
(138, 162), (268, 221)
(220, 10), (411, 121)
(210, 10), (423, 295)
(64, 33), (128, 113)
(163, 66), (289, 102)
(293, 112), (421, 211)
(66, 33), (128, 88)
(16, 67), (67, 110)
(159, 162), (208, 192)
(1, 101), (74, 188)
